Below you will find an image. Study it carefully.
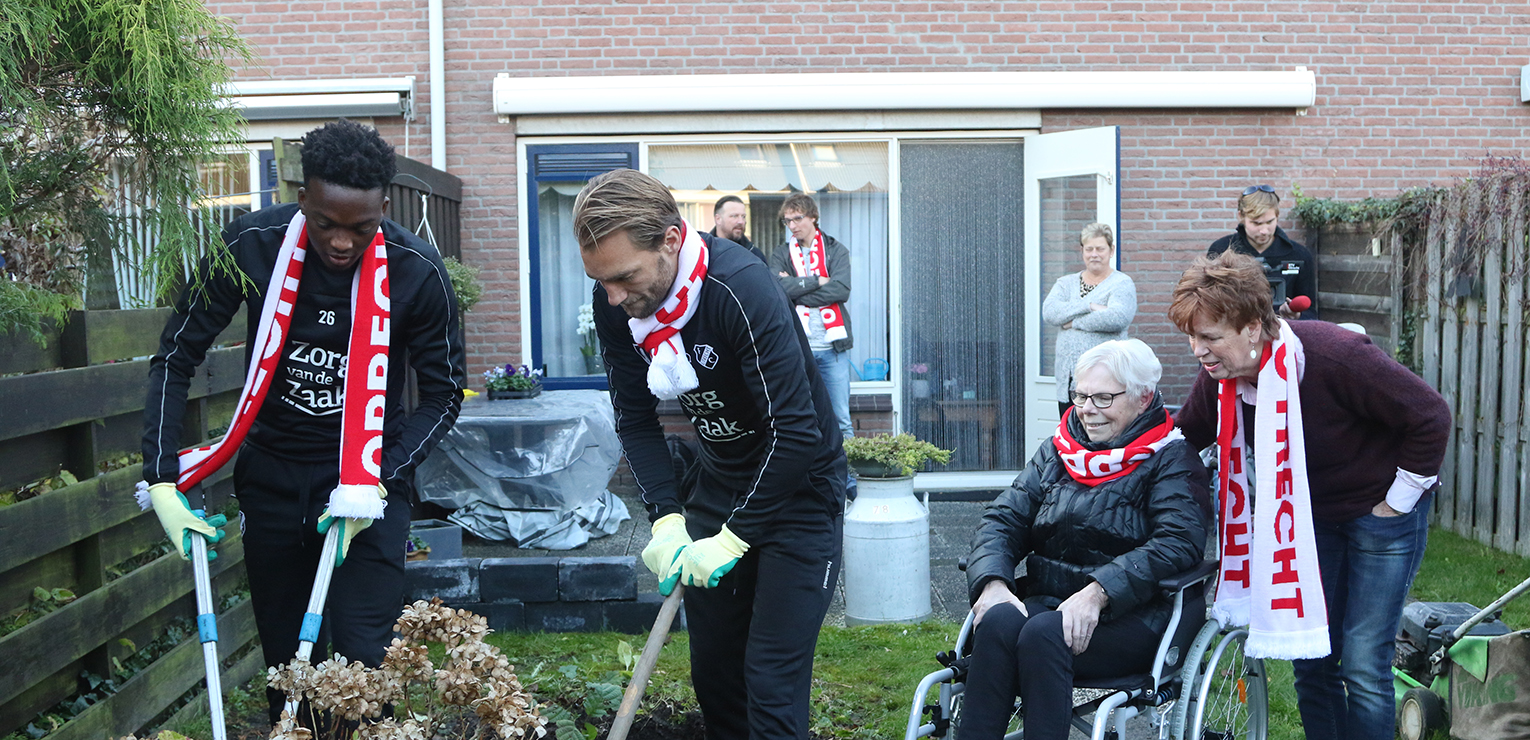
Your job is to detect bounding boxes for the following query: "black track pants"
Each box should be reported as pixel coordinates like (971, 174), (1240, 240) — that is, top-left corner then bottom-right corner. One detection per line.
(682, 514), (842, 740)
(235, 444), (410, 723)
(959, 602), (1159, 740)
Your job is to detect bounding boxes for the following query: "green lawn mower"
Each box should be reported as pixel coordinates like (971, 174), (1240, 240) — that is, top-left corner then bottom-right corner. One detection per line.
(1392, 574), (1530, 740)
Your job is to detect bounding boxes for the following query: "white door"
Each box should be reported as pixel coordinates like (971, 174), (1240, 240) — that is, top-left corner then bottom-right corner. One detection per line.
(1023, 126), (1121, 451)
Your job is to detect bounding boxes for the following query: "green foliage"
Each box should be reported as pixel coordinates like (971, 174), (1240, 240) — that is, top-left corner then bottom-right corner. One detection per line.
(1287, 183), (1444, 231)
(0, 0), (252, 337)
(842, 433), (953, 477)
(0, 279), (76, 345)
(443, 255), (482, 315)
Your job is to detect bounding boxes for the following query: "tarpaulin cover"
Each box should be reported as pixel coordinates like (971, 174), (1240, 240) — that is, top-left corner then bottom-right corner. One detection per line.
(416, 390), (629, 549)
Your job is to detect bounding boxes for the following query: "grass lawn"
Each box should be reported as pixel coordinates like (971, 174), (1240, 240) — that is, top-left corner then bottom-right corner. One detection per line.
(142, 525), (1530, 740)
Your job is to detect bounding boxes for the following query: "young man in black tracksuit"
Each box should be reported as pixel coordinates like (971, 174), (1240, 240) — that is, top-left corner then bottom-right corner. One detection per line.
(141, 121), (465, 722)
(577, 169), (845, 740)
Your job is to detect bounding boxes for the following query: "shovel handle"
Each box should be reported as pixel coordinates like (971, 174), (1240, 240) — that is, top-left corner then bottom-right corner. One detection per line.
(606, 587), (684, 740)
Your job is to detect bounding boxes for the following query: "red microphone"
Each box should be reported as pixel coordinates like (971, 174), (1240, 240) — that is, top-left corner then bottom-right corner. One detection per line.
(1287, 295), (1312, 313)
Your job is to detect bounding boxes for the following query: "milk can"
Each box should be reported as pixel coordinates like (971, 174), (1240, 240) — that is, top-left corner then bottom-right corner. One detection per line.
(843, 474), (932, 625)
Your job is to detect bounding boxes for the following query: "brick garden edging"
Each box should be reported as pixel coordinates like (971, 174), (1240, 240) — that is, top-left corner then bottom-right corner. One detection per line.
(405, 555), (680, 634)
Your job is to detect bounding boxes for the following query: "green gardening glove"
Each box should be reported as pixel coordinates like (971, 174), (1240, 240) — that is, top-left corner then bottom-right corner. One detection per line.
(675, 525), (750, 589)
(147, 482), (227, 562)
(315, 483), (387, 567)
(642, 513), (692, 596)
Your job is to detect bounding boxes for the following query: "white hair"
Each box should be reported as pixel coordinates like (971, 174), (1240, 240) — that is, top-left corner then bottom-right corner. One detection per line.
(1075, 339), (1161, 399)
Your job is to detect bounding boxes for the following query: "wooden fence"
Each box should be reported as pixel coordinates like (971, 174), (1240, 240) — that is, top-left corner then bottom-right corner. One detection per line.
(0, 308), (260, 738)
(1408, 175), (1530, 555)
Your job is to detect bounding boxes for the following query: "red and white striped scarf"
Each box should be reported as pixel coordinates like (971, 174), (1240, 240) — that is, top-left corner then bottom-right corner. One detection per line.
(171, 211), (390, 519)
(628, 221), (708, 400)
(787, 231), (847, 343)
(1213, 319), (1329, 659)
(1053, 407), (1182, 486)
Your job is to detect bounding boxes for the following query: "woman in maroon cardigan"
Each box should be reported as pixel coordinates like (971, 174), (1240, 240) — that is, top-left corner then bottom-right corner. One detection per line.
(1170, 251), (1450, 740)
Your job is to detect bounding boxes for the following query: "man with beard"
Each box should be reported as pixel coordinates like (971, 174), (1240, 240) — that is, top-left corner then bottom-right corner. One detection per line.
(708, 194), (766, 263)
(577, 169), (845, 740)
(1207, 184), (1319, 319)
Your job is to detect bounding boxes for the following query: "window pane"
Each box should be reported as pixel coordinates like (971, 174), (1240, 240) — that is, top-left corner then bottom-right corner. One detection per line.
(1038, 175), (1100, 383)
(900, 140), (1025, 471)
(649, 142), (890, 378)
(537, 182), (603, 377)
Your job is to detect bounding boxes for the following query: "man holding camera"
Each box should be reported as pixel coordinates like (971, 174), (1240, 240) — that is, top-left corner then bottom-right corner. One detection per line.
(1208, 184), (1319, 320)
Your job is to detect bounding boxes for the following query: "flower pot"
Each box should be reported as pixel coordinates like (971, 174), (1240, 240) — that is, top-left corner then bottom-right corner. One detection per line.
(409, 518), (463, 560)
(488, 384), (542, 400)
(843, 474), (931, 625)
(583, 353), (605, 375)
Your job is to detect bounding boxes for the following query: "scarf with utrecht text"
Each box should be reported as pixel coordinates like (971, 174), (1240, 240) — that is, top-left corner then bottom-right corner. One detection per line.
(628, 221), (708, 400)
(147, 211), (390, 520)
(787, 230), (847, 343)
(1053, 406), (1182, 486)
(1213, 319), (1329, 659)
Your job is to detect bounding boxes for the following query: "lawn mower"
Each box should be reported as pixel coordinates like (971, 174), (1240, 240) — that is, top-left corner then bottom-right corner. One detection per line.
(1392, 574), (1530, 740)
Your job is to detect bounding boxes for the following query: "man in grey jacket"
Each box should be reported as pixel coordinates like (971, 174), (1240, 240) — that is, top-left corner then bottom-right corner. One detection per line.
(769, 192), (854, 440)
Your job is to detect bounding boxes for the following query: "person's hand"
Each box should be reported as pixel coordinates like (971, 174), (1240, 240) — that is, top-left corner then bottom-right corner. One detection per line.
(674, 526), (749, 588)
(315, 483), (387, 567)
(1372, 500), (1404, 518)
(1061, 321), (1074, 330)
(818, 276), (830, 286)
(1088, 302), (1106, 311)
(778, 271), (790, 277)
(973, 579), (1025, 625)
(1058, 581), (1108, 655)
(1276, 300), (1299, 320)
(146, 482), (227, 561)
(641, 513), (692, 595)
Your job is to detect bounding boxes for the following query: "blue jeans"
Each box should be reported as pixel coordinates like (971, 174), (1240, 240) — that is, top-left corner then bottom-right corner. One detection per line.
(813, 348), (853, 439)
(1292, 495), (1432, 740)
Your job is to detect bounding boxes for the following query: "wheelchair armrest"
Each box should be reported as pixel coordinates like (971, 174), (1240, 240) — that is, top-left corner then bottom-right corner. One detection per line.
(1157, 559), (1219, 596)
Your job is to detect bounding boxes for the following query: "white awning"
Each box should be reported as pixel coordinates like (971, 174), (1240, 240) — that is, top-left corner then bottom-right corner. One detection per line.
(226, 77), (417, 121)
(648, 142), (888, 193)
(492, 69), (1316, 116)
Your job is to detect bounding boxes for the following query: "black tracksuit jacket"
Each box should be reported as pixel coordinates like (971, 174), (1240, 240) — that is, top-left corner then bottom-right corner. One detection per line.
(142, 202), (466, 488)
(1208, 225), (1320, 319)
(594, 235), (845, 543)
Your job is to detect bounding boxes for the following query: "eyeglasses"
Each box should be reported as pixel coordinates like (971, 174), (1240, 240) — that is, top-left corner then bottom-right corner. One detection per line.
(1242, 184), (1277, 196)
(1071, 390), (1128, 409)
(783, 215), (809, 225)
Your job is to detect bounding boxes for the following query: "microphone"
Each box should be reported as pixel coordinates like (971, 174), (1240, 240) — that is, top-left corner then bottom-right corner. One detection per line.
(1287, 295), (1312, 313)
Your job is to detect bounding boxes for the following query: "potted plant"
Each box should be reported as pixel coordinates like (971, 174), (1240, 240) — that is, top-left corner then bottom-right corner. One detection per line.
(907, 362), (931, 398)
(484, 363), (544, 400)
(577, 303), (603, 375)
(840, 433), (953, 626)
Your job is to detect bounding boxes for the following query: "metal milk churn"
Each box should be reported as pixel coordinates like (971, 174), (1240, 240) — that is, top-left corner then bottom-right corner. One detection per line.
(843, 474), (932, 625)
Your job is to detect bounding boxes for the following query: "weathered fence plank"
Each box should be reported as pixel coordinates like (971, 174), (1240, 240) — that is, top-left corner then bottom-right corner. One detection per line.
(1438, 189), (1464, 532)
(46, 598), (256, 740)
(0, 535), (243, 708)
(1477, 183), (1504, 548)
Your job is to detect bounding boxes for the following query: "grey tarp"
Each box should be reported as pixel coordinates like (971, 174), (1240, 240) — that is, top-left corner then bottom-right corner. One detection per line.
(416, 389), (629, 549)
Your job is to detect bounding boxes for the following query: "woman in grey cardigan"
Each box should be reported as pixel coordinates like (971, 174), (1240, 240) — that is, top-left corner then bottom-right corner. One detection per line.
(1042, 223), (1137, 416)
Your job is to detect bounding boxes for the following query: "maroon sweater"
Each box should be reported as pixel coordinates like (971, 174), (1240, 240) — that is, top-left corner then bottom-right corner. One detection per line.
(1174, 321), (1451, 523)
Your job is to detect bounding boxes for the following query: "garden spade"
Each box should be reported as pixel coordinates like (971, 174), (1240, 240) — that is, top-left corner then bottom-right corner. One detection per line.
(190, 508), (228, 740)
(281, 525), (343, 717)
(606, 587), (685, 740)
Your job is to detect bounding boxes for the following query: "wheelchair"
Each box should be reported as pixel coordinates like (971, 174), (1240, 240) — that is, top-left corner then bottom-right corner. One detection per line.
(904, 560), (1268, 740)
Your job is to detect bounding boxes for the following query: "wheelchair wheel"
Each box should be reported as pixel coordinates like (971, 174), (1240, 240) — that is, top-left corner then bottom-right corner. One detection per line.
(1190, 629), (1267, 740)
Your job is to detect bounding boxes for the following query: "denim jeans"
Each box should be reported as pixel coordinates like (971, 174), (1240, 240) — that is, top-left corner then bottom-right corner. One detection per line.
(812, 348), (853, 440)
(1292, 495), (1432, 740)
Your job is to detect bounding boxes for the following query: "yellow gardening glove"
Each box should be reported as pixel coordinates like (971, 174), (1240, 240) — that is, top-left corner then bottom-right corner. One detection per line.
(642, 513), (692, 596)
(316, 483), (387, 567)
(675, 525), (750, 589)
(147, 482), (227, 562)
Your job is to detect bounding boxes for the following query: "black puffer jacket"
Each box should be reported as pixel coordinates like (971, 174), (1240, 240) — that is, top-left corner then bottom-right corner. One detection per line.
(966, 395), (1210, 632)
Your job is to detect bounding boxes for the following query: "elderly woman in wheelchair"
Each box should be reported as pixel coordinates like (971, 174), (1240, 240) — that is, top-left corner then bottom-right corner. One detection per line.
(960, 339), (1210, 740)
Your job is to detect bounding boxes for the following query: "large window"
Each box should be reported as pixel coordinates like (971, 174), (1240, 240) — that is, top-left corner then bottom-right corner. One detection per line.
(648, 141), (891, 380)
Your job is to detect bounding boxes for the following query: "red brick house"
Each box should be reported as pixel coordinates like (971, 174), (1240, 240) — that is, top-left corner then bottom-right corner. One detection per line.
(200, 0), (1530, 486)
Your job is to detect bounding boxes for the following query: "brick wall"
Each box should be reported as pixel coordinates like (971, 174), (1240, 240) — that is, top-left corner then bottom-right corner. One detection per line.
(205, 0), (1530, 400)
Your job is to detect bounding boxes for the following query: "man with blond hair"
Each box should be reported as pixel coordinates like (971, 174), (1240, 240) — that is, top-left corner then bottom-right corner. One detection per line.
(1208, 184), (1319, 320)
(576, 169), (845, 740)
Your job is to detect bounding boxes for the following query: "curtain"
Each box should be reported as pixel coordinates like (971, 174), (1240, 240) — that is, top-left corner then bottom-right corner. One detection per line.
(537, 183), (599, 377)
(900, 141), (1026, 471)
